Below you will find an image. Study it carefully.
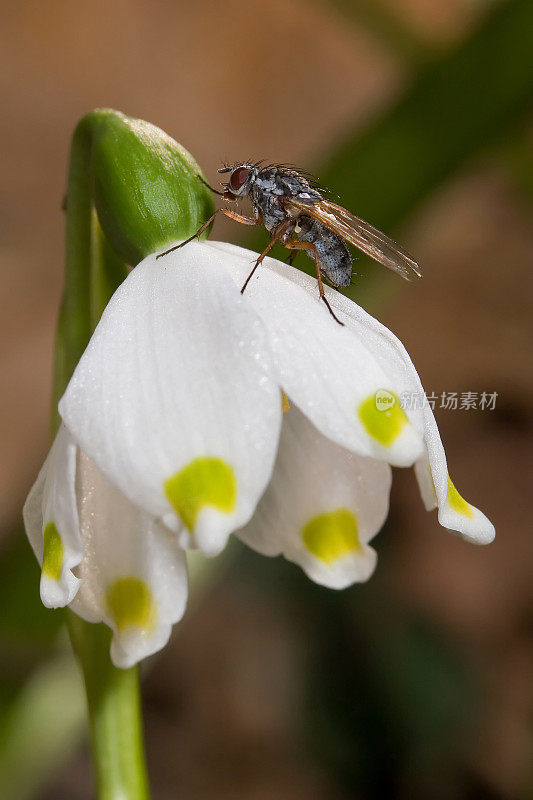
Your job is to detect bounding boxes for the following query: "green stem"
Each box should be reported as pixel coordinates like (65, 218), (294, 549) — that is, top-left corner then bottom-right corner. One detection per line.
(52, 119), (92, 433)
(67, 615), (149, 800)
(53, 114), (148, 800)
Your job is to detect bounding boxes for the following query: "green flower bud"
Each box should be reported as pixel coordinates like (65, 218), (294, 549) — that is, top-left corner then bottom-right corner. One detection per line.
(78, 109), (215, 265)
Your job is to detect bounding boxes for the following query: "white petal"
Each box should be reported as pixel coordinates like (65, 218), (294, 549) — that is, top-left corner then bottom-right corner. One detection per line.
(413, 456), (437, 511)
(236, 404), (391, 589)
(70, 451), (188, 669)
(206, 241), (423, 467)
(208, 241), (493, 545)
(417, 436), (495, 546)
(319, 280), (495, 545)
(59, 245), (282, 558)
(22, 425), (83, 608)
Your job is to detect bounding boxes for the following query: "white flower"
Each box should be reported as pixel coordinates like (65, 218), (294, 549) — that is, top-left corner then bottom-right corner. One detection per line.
(24, 241), (494, 668)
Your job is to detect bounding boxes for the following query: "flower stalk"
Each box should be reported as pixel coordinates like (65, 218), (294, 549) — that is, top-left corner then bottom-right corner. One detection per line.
(67, 615), (149, 800)
(52, 109), (214, 799)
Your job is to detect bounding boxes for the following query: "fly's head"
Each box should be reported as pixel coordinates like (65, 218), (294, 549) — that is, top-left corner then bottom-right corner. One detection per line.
(218, 163), (258, 200)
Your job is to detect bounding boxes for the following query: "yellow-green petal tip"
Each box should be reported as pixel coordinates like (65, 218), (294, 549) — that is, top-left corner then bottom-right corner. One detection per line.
(302, 509), (362, 564)
(446, 476), (474, 518)
(165, 457), (237, 531)
(42, 522), (64, 581)
(358, 391), (407, 446)
(106, 576), (156, 633)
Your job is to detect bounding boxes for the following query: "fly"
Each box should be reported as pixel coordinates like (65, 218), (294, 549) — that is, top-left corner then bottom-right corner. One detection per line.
(157, 162), (422, 325)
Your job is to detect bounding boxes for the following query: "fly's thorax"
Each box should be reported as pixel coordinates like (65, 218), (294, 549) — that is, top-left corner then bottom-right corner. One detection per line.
(252, 181), (287, 232)
(257, 167), (323, 204)
(252, 166), (323, 232)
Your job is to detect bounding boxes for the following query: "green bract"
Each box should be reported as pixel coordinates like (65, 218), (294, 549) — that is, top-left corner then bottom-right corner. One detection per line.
(77, 109), (214, 265)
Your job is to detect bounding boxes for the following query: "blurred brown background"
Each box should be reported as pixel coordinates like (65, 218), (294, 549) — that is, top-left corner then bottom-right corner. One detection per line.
(1, 1), (532, 798)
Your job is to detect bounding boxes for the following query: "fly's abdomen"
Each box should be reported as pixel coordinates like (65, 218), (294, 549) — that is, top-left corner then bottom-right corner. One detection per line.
(296, 217), (353, 288)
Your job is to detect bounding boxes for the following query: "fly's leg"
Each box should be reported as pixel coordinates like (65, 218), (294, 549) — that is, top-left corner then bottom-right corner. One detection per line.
(283, 240), (344, 326)
(241, 219), (293, 294)
(156, 208), (261, 259)
(286, 251), (297, 266)
(157, 210), (220, 258)
(197, 175), (226, 196)
(224, 208), (262, 225)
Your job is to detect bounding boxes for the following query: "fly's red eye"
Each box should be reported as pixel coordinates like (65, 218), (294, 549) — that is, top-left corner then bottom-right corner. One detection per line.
(230, 167), (250, 191)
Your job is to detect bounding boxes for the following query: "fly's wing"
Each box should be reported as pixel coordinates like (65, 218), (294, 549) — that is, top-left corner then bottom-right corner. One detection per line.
(285, 198), (422, 280)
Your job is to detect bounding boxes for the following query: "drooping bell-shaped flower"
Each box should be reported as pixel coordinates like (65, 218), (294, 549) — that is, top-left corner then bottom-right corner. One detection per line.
(24, 241), (494, 668)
